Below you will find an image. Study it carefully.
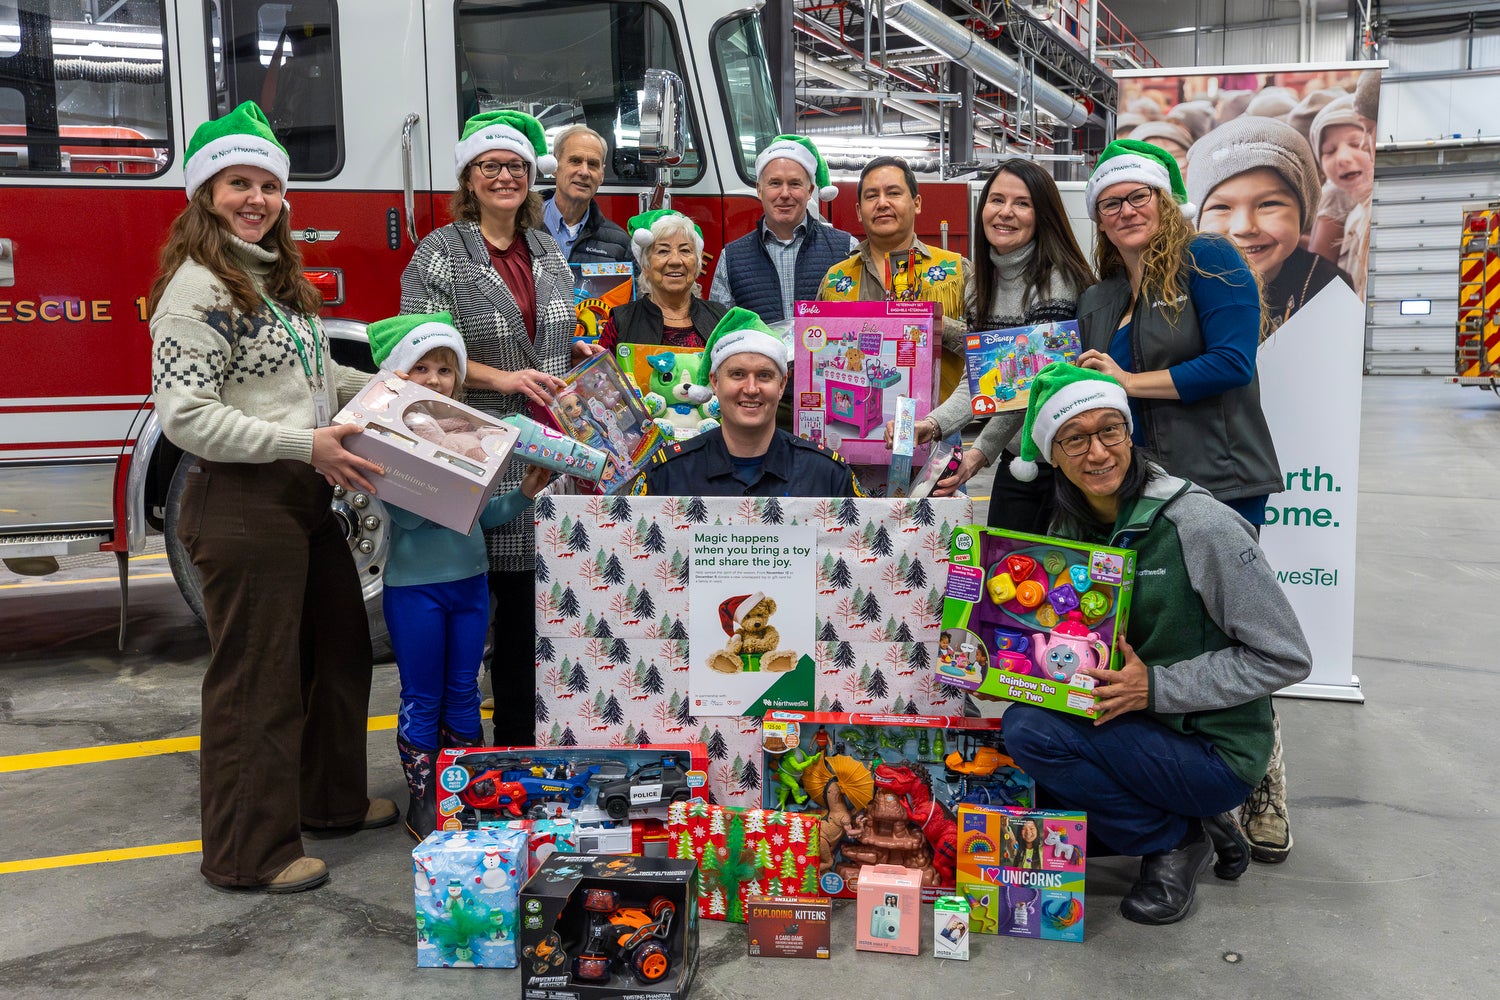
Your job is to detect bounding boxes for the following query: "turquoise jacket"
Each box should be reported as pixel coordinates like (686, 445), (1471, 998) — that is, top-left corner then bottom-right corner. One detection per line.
(384, 489), (533, 588)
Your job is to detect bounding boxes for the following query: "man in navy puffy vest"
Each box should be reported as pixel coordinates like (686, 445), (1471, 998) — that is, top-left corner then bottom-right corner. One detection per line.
(709, 134), (855, 325)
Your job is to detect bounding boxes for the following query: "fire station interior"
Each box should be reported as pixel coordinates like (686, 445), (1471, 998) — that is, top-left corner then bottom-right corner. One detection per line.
(3, 1), (1498, 997)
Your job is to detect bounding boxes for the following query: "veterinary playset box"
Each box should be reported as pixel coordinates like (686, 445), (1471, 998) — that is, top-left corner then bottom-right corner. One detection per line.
(939, 526), (1136, 718)
(954, 803), (1087, 943)
(791, 300), (939, 464)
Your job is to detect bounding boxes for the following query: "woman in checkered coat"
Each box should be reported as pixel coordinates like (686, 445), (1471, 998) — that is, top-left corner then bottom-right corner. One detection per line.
(400, 110), (600, 745)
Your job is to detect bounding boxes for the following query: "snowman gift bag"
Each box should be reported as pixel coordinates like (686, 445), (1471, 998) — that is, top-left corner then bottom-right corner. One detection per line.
(412, 827), (529, 968)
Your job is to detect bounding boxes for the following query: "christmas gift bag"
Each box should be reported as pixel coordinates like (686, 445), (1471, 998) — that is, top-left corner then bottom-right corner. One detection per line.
(666, 800), (822, 922)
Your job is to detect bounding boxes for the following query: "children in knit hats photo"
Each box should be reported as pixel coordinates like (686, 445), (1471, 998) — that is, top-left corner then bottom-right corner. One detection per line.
(366, 311), (551, 840)
(1188, 116), (1354, 331)
(1307, 92), (1376, 298)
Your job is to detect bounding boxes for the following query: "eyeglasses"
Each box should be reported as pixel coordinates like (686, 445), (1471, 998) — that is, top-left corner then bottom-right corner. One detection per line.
(1055, 421), (1128, 457)
(1096, 187), (1154, 218)
(472, 159), (528, 179)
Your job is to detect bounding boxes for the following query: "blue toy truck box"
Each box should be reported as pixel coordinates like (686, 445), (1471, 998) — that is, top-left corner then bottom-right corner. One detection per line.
(939, 526), (1135, 719)
(412, 826), (529, 968)
(520, 853), (698, 1000)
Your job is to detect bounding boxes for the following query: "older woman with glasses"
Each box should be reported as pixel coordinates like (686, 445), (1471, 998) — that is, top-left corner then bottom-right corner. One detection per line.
(401, 110), (598, 750)
(1065, 139), (1281, 529)
(1000, 364), (1310, 926)
(596, 208), (727, 352)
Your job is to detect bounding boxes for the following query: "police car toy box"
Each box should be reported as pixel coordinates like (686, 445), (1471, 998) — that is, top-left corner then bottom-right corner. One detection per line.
(939, 526), (1135, 718)
(520, 854), (698, 1000)
(435, 744), (710, 855)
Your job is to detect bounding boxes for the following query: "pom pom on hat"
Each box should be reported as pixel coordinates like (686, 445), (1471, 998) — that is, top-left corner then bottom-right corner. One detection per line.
(367, 311), (468, 385)
(754, 134), (838, 202)
(184, 101), (290, 200)
(717, 592), (765, 634)
(626, 208), (702, 248)
(454, 110), (553, 183)
(1084, 138), (1194, 222)
(1009, 362), (1133, 482)
(697, 307), (789, 385)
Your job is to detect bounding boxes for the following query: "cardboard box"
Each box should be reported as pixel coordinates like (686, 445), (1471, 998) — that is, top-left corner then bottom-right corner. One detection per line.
(759, 710), (1032, 901)
(933, 895), (970, 960)
(963, 321), (1082, 416)
(545, 352), (664, 493)
(412, 826), (529, 968)
(666, 801), (823, 922)
(955, 804), (1086, 943)
(334, 374), (519, 533)
(571, 261), (635, 345)
(856, 864), (922, 955)
(792, 300), (939, 464)
(746, 895), (832, 959)
(519, 854), (698, 999)
(939, 526), (1136, 718)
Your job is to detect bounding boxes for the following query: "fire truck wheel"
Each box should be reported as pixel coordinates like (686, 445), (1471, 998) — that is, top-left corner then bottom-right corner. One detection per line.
(163, 452), (391, 657)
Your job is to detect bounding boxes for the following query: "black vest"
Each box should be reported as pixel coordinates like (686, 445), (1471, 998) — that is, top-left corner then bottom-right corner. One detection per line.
(722, 217), (852, 324)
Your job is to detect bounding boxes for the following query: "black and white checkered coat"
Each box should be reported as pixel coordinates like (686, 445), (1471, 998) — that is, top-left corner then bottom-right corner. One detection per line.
(400, 220), (575, 572)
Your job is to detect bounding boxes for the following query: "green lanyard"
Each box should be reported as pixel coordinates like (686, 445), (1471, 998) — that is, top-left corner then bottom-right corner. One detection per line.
(259, 293), (324, 384)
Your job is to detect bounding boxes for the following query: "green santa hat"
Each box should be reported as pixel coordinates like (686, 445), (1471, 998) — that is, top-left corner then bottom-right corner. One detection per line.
(454, 110), (555, 183)
(626, 208), (704, 262)
(184, 101), (290, 200)
(1009, 362), (1133, 482)
(754, 134), (838, 202)
(367, 311), (467, 385)
(697, 307), (789, 385)
(1084, 138), (1194, 221)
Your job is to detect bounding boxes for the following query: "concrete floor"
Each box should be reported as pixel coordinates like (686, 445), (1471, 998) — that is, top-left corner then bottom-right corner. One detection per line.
(1, 376), (1496, 998)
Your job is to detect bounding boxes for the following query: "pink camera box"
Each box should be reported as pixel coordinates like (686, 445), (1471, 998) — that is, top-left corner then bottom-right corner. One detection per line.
(792, 300), (939, 465)
(856, 864), (922, 955)
(334, 375), (519, 534)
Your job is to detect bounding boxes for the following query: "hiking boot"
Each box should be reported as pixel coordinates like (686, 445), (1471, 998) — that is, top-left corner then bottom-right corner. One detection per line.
(265, 856), (329, 894)
(398, 736), (439, 842)
(1240, 715), (1292, 863)
(361, 797), (400, 829)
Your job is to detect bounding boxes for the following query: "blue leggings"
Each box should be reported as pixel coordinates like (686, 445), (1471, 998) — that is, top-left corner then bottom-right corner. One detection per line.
(384, 573), (488, 749)
(1003, 705), (1252, 857)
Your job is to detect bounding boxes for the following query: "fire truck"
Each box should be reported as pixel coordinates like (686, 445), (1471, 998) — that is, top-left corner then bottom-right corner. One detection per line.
(0, 0), (989, 645)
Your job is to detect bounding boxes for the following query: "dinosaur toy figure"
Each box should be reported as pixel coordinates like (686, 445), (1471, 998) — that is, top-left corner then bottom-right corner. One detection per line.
(873, 763), (957, 883)
(771, 748), (824, 810)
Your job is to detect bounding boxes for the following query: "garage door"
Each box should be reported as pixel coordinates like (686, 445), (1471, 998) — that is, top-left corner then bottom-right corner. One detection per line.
(1367, 168), (1500, 374)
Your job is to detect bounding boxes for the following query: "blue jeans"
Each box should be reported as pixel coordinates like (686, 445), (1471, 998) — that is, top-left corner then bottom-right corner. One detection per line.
(1003, 705), (1252, 856)
(384, 573), (489, 748)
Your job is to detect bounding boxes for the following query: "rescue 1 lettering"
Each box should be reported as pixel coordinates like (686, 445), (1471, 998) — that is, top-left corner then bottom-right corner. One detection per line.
(0, 298), (114, 322)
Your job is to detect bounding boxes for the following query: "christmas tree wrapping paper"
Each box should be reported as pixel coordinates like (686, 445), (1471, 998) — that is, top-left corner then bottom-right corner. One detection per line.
(534, 496), (974, 806)
(666, 799), (823, 922)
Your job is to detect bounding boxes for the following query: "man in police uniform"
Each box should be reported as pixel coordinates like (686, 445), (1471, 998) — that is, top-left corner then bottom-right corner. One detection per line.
(642, 308), (864, 498)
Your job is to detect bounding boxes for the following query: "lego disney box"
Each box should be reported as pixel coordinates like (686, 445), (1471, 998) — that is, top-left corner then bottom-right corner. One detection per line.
(939, 526), (1135, 718)
(963, 320), (1081, 416)
(955, 803), (1086, 943)
(334, 374), (520, 534)
(792, 300), (939, 464)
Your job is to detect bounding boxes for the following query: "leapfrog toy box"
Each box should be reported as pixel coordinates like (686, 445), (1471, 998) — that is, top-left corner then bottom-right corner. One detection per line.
(938, 527), (1135, 718)
(963, 320), (1081, 416)
(955, 804), (1086, 943)
(792, 300), (939, 464)
(412, 826), (529, 968)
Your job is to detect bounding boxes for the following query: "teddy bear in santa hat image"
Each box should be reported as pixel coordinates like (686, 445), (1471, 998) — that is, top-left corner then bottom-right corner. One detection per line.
(706, 592), (797, 674)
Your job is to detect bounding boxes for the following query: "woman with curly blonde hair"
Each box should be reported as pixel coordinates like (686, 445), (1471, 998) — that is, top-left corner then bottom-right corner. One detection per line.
(1067, 139), (1280, 529)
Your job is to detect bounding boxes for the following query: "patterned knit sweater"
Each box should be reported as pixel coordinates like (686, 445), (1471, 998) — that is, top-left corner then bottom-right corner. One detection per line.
(151, 237), (366, 464)
(927, 242), (1085, 464)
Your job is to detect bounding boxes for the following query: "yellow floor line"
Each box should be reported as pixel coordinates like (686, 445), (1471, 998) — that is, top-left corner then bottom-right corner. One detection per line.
(0, 840), (203, 875)
(0, 571), (171, 591)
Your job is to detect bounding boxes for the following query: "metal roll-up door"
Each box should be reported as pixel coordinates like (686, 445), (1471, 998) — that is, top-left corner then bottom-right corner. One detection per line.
(1367, 170), (1500, 374)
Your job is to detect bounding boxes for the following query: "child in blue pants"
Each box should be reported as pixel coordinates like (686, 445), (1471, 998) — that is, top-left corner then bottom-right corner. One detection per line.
(367, 312), (550, 839)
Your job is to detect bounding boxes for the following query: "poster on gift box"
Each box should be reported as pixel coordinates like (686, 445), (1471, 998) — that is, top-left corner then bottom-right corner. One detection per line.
(688, 525), (815, 715)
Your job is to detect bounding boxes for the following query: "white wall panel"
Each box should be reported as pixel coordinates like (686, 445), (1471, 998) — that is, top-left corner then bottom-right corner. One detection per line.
(1222, 25), (1300, 64)
(1386, 35), (1469, 74)
(1380, 76), (1500, 140)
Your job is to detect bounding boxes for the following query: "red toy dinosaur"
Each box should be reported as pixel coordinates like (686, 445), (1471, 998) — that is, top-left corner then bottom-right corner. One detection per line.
(873, 763), (957, 883)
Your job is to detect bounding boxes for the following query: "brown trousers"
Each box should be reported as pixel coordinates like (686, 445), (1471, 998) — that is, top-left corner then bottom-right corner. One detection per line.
(177, 460), (373, 887)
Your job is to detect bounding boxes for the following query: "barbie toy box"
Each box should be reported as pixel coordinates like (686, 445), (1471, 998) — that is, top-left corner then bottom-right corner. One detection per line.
(335, 375), (520, 534)
(954, 804), (1086, 943)
(963, 321), (1081, 415)
(792, 300), (939, 465)
(571, 261), (635, 345)
(939, 526), (1135, 718)
(412, 826), (529, 968)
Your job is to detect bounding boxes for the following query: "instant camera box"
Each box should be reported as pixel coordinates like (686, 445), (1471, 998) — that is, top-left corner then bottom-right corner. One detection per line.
(856, 864), (922, 955)
(792, 300), (939, 464)
(745, 894), (832, 959)
(939, 526), (1135, 718)
(758, 710), (1032, 902)
(955, 804), (1086, 944)
(963, 320), (1081, 416)
(571, 261), (635, 345)
(412, 826), (529, 968)
(519, 854), (698, 1000)
(334, 374), (519, 533)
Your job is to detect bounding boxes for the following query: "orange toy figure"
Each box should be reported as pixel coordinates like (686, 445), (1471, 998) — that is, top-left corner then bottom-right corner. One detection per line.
(572, 889), (676, 984)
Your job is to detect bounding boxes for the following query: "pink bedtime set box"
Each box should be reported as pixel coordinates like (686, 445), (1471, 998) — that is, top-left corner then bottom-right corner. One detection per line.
(855, 864), (922, 956)
(334, 375), (520, 534)
(792, 300), (939, 465)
